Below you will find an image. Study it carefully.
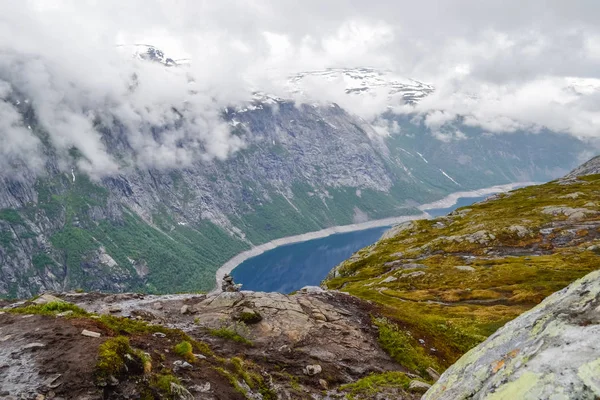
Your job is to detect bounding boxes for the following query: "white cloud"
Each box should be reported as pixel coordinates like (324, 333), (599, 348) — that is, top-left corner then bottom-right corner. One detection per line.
(1, 0), (600, 174)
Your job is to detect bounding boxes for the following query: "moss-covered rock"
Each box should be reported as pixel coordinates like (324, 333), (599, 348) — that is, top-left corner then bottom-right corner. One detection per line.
(424, 268), (600, 399)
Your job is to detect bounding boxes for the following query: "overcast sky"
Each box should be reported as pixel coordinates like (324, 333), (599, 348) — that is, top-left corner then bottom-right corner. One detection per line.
(1, 0), (600, 174)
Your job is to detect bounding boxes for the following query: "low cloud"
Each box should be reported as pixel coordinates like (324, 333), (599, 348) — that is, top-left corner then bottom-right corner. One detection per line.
(1, 0), (600, 176)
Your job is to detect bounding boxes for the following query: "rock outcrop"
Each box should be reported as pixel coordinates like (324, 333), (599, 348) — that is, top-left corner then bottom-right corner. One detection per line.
(0, 288), (409, 399)
(564, 155), (600, 178)
(424, 268), (600, 399)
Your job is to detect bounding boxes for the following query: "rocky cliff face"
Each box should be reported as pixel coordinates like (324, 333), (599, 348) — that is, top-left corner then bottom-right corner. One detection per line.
(0, 68), (590, 298)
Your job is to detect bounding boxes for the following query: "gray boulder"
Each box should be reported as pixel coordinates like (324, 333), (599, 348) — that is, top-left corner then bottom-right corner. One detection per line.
(424, 268), (600, 400)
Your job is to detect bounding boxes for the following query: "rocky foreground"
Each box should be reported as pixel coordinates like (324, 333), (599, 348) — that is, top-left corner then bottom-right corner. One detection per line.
(0, 286), (431, 399)
(424, 267), (600, 399)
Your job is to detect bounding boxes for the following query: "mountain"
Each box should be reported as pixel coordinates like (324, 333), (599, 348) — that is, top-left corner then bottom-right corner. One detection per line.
(0, 49), (591, 298)
(324, 156), (600, 381)
(289, 67), (435, 104)
(1, 157), (599, 399)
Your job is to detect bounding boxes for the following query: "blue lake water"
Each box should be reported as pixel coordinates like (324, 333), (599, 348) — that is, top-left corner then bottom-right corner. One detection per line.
(231, 194), (492, 293)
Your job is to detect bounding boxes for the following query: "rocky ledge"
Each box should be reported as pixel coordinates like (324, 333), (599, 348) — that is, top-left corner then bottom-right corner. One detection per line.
(0, 286), (428, 399)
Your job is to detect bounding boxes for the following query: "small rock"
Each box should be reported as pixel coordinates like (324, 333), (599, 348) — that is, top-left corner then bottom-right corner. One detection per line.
(0, 334), (13, 342)
(312, 312), (327, 322)
(153, 332), (167, 338)
(319, 379), (328, 389)
(108, 375), (119, 386)
(56, 310), (73, 317)
(560, 192), (583, 199)
(409, 380), (432, 392)
(34, 294), (64, 305)
(170, 382), (194, 400)
(152, 302), (164, 310)
(180, 305), (191, 315)
(299, 286), (325, 294)
(419, 339), (425, 344)
(81, 329), (101, 338)
(232, 307), (262, 324)
(403, 271), (426, 278)
(131, 309), (157, 321)
(193, 353), (207, 360)
(21, 314), (34, 318)
(22, 342), (45, 350)
(303, 364), (322, 376)
(108, 306), (122, 313)
(42, 374), (62, 389)
(508, 225), (530, 238)
(173, 360), (193, 371)
(189, 382), (211, 393)
(35, 394), (45, 400)
(426, 367), (441, 381)
(455, 265), (475, 272)
(278, 345), (291, 353)
(380, 276), (398, 284)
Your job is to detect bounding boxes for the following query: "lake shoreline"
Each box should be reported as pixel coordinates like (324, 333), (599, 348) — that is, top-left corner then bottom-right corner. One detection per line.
(213, 181), (536, 290)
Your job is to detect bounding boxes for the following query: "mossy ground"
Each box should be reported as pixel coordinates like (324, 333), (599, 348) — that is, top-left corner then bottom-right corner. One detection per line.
(3, 301), (89, 317)
(208, 326), (252, 346)
(325, 175), (600, 373)
(340, 371), (414, 399)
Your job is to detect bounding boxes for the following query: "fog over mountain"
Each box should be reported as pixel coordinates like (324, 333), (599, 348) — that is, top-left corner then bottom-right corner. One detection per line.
(2, 0), (600, 176)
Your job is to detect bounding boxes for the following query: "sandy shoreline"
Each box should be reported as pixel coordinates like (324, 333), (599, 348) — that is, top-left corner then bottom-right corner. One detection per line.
(418, 182), (538, 211)
(213, 181), (535, 289)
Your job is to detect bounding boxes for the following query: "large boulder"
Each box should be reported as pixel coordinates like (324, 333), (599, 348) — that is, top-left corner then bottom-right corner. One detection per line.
(424, 269), (600, 399)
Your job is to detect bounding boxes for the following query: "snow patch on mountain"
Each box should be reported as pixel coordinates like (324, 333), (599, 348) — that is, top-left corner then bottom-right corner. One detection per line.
(288, 68), (435, 104)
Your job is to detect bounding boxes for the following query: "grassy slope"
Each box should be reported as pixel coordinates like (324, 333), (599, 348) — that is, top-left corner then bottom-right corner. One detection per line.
(324, 174), (600, 373)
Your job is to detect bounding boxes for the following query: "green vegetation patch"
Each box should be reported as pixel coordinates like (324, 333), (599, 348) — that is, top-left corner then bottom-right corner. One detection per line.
(3, 301), (89, 317)
(0, 209), (24, 225)
(375, 318), (440, 376)
(340, 371), (411, 399)
(208, 326), (253, 346)
(173, 340), (195, 362)
(96, 336), (150, 383)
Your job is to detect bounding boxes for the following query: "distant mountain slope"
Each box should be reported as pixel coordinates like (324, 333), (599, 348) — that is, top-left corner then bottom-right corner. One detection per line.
(0, 49), (590, 297)
(324, 157), (600, 375)
(565, 154), (600, 178)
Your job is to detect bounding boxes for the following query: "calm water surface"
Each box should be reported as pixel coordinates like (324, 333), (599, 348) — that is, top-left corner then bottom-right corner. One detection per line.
(231, 195), (490, 293)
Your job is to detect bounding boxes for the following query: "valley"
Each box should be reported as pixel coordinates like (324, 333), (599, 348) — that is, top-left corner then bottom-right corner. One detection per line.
(227, 183), (527, 293)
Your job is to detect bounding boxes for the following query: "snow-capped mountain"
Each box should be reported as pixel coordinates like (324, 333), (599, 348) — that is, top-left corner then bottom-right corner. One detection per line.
(288, 68), (435, 104)
(119, 44), (190, 67)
